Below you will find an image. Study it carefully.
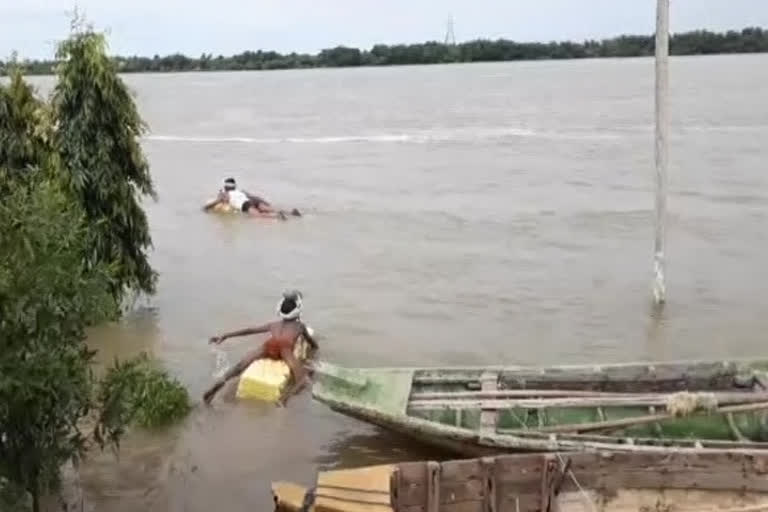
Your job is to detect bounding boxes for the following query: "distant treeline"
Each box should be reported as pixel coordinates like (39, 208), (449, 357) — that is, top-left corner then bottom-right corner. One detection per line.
(3, 27), (768, 75)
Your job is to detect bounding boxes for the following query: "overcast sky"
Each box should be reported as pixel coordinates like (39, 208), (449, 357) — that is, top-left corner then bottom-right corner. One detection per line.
(3, 0), (768, 59)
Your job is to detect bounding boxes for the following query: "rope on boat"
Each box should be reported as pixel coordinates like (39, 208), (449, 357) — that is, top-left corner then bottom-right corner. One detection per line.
(665, 391), (718, 417)
(556, 453), (598, 512)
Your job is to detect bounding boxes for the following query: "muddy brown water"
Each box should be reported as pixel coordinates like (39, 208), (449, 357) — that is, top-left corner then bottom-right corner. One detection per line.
(26, 54), (768, 511)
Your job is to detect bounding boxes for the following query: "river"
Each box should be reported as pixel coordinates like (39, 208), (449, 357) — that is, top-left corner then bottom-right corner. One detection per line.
(33, 55), (768, 510)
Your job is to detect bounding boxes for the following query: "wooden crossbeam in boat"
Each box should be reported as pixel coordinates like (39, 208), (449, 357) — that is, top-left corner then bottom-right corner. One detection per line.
(411, 390), (768, 401)
(479, 371), (499, 435)
(502, 430), (768, 450)
(412, 389), (652, 399)
(409, 391), (768, 411)
(500, 401), (768, 435)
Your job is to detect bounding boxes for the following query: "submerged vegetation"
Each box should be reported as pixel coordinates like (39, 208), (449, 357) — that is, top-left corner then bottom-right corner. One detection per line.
(0, 23), (189, 512)
(2, 27), (768, 76)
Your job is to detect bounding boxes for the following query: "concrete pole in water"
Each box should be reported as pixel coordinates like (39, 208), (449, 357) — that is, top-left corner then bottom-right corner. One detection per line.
(653, 0), (669, 305)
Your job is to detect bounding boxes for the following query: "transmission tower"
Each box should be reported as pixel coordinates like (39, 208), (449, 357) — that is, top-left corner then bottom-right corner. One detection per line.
(444, 15), (456, 45)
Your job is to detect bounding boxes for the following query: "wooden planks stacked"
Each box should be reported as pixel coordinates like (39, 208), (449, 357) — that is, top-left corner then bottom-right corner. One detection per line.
(273, 465), (394, 512)
(390, 451), (768, 512)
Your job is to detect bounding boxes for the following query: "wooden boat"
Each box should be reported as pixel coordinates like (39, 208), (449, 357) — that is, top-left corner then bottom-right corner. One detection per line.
(311, 359), (768, 456)
(273, 449), (768, 511)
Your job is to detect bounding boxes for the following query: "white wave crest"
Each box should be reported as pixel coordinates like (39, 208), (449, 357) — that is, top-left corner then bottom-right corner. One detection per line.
(143, 126), (623, 145)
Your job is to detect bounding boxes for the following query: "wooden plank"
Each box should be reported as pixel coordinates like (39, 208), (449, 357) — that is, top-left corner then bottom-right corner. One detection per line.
(396, 462), (428, 507)
(479, 372), (498, 436)
(399, 507), (425, 512)
(438, 503), (483, 512)
(501, 401), (768, 435)
(492, 454), (545, 489)
(496, 493), (541, 512)
(314, 496), (393, 512)
(440, 480), (484, 505)
(413, 370), (487, 386)
(403, 503), (482, 512)
(498, 361), (740, 392)
(504, 430), (768, 450)
(426, 461), (440, 512)
(390, 468), (399, 511)
(496, 451), (768, 494)
(480, 457), (497, 512)
(540, 455), (555, 512)
(439, 459), (483, 505)
(410, 391), (768, 410)
(272, 481), (307, 512)
(317, 465), (394, 494)
(412, 390), (647, 399)
(309, 464), (395, 512)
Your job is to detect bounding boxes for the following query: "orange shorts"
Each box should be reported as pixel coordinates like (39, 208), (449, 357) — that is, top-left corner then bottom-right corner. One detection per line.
(263, 338), (292, 359)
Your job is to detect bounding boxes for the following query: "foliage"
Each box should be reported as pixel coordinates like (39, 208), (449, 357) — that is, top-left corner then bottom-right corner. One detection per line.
(0, 177), (189, 511)
(0, 179), (117, 512)
(0, 71), (56, 191)
(3, 27), (768, 76)
(0, 31), (189, 511)
(51, 29), (157, 304)
(96, 353), (191, 438)
(0, 479), (30, 512)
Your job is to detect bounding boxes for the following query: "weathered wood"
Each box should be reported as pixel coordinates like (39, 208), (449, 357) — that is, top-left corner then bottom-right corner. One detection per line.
(715, 505), (768, 512)
(406, 360), (768, 395)
(426, 461), (441, 512)
(397, 462), (428, 507)
(524, 451), (768, 492)
(498, 361), (740, 392)
(412, 390), (648, 400)
(409, 391), (768, 411)
(313, 361), (768, 457)
(504, 430), (768, 450)
(480, 457), (497, 512)
(277, 450), (768, 512)
(316, 390), (768, 457)
(479, 372), (498, 436)
(440, 459), (484, 505)
(436, 503), (484, 512)
(540, 456), (555, 512)
(501, 401), (768, 435)
(390, 468), (399, 511)
(653, 0), (670, 304)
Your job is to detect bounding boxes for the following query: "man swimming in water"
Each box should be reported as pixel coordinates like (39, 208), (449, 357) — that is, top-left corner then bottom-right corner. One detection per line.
(203, 291), (317, 405)
(202, 177), (301, 219)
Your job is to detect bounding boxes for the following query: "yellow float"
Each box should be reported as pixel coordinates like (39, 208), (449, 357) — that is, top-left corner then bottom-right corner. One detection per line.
(235, 328), (313, 402)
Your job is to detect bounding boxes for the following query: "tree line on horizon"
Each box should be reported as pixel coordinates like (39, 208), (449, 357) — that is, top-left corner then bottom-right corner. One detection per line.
(2, 27), (768, 75)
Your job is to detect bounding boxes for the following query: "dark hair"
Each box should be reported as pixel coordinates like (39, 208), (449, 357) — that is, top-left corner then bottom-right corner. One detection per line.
(280, 298), (297, 315)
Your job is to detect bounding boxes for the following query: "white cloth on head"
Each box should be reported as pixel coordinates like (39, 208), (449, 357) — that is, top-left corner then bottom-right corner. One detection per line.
(277, 294), (302, 320)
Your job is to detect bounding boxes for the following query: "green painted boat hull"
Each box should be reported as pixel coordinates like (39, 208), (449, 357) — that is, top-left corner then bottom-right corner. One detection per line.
(311, 359), (768, 455)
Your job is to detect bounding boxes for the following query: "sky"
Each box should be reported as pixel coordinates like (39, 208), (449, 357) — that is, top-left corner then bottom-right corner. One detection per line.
(2, 0), (768, 59)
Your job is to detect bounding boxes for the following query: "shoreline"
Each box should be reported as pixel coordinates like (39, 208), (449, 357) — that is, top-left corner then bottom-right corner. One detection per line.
(3, 26), (767, 76)
(6, 51), (768, 79)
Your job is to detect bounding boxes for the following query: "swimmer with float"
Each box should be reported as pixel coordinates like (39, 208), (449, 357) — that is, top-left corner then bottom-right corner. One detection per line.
(203, 290), (317, 405)
(202, 177), (301, 219)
